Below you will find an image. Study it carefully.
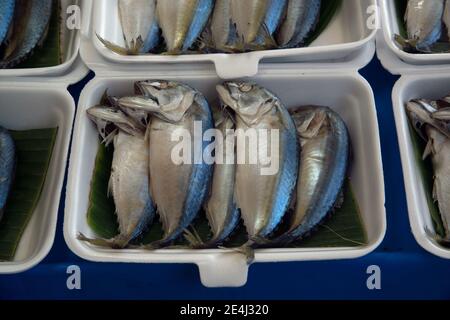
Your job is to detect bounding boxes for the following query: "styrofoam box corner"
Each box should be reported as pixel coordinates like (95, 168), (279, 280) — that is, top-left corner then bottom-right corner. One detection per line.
(0, 83), (75, 274)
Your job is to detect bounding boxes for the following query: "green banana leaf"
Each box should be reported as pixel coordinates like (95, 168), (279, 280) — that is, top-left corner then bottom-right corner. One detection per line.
(87, 141), (367, 248)
(0, 128), (58, 261)
(395, 0), (408, 39)
(304, 0), (344, 46)
(16, 0), (61, 69)
(407, 122), (445, 238)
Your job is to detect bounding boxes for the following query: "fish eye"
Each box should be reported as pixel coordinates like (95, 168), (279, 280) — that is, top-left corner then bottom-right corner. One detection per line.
(239, 83), (253, 92)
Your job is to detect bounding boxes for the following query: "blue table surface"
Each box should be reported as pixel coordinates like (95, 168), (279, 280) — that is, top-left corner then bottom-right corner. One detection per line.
(1, 57), (449, 301)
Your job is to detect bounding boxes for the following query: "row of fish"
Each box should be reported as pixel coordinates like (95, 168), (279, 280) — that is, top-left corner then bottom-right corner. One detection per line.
(100, 0), (322, 55)
(0, 0), (53, 68)
(0, 126), (15, 223)
(396, 0), (450, 53)
(406, 96), (450, 242)
(82, 80), (350, 251)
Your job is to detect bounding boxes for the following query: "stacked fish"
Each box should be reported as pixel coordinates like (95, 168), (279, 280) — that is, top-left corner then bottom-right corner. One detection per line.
(0, 126), (15, 223)
(396, 0), (450, 53)
(406, 97), (450, 242)
(0, 0), (53, 68)
(82, 80), (351, 251)
(99, 0), (322, 55)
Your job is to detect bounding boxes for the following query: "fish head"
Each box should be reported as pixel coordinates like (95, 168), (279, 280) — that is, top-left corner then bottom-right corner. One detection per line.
(216, 81), (278, 126)
(87, 105), (144, 140)
(406, 99), (439, 141)
(290, 106), (330, 140)
(119, 80), (197, 123)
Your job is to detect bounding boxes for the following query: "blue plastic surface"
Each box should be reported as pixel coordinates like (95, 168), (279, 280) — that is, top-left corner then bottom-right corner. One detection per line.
(1, 58), (449, 300)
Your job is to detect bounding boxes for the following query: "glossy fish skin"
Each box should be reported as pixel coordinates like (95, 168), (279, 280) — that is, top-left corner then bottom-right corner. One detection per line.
(406, 99), (450, 141)
(278, 106), (349, 243)
(118, 0), (159, 53)
(404, 0), (444, 52)
(208, 0), (241, 52)
(200, 108), (240, 247)
(251, 0), (288, 49)
(216, 82), (299, 240)
(231, 0), (268, 45)
(1, 0), (52, 68)
(0, 126), (15, 221)
(0, 0), (14, 45)
(157, 0), (214, 53)
(406, 99), (450, 241)
(444, 0), (450, 40)
(87, 105), (145, 145)
(82, 107), (155, 248)
(119, 81), (214, 247)
(108, 131), (156, 247)
(277, 0), (321, 48)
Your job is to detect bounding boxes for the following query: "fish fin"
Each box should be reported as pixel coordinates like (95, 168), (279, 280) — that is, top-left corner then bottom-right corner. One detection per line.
(100, 90), (111, 106)
(77, 233), (130, 249)
(432, 177), (439, 203)
(422, 138), (434, 160)
(424, 227), (450, 247)
(394, 34), (418, 52)
(184, 227), (215, 249)
(103, 128), (118, 147)
(218, 242), (255, 265)
(96, 33), (130, 56)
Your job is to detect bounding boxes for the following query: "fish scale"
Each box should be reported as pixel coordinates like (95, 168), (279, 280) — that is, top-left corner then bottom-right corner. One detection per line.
(1, 0), (53, 68)
(216, 82), (299, 241)
(0, 0), (14, 45)
(277, 0), (322, 48)
(118, 81), (214, 247)
(157, 0), (214, 53)
(0, 126), (15, 222)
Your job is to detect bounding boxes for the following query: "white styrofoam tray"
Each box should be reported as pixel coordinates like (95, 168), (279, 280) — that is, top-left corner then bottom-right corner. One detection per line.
(64, 66), (386, 288)
(84, 0), (378, 79)
(0, 0), (82, 77)
(379, 0), (450, 66)
(392, 72), (450, 259)
(0, 81), (75, 274)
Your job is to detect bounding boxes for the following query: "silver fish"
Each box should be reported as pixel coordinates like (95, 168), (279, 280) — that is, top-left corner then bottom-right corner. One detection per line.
(86, 105), (145, 145)
(277, 0), (321, 48)
(1, 0), (52, 68)
(207, 0), (242, 52)
(0, 0), (14, 45)
(119, 0), (159, 53)
(186, 107), (240, 248)
(406, 99), (450, 141)
(156, 0), (214, 53)
(80, 107), (155, 248)
(0, 126), (15, 221)
(445, 0), (450, 40)
(216, 82), (299, 241)
(432, 107), (450, 121)
(231, 0), (285, 49)
(98, 0), (160, 55)
(278, 106), (349, 243)
(406, 98), (450, 242)
(118, 81), (214, 247)
(424, 125), (450, 241)
(401, 0), (444, 52)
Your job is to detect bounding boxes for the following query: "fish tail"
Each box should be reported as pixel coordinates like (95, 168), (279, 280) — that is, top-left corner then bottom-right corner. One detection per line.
(77, 233), (130, 249)
(424, 228), (450, 247)
(219, 242), (255, 265)
(183, 227), (211, 249)
(96, 33), (130, 56)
